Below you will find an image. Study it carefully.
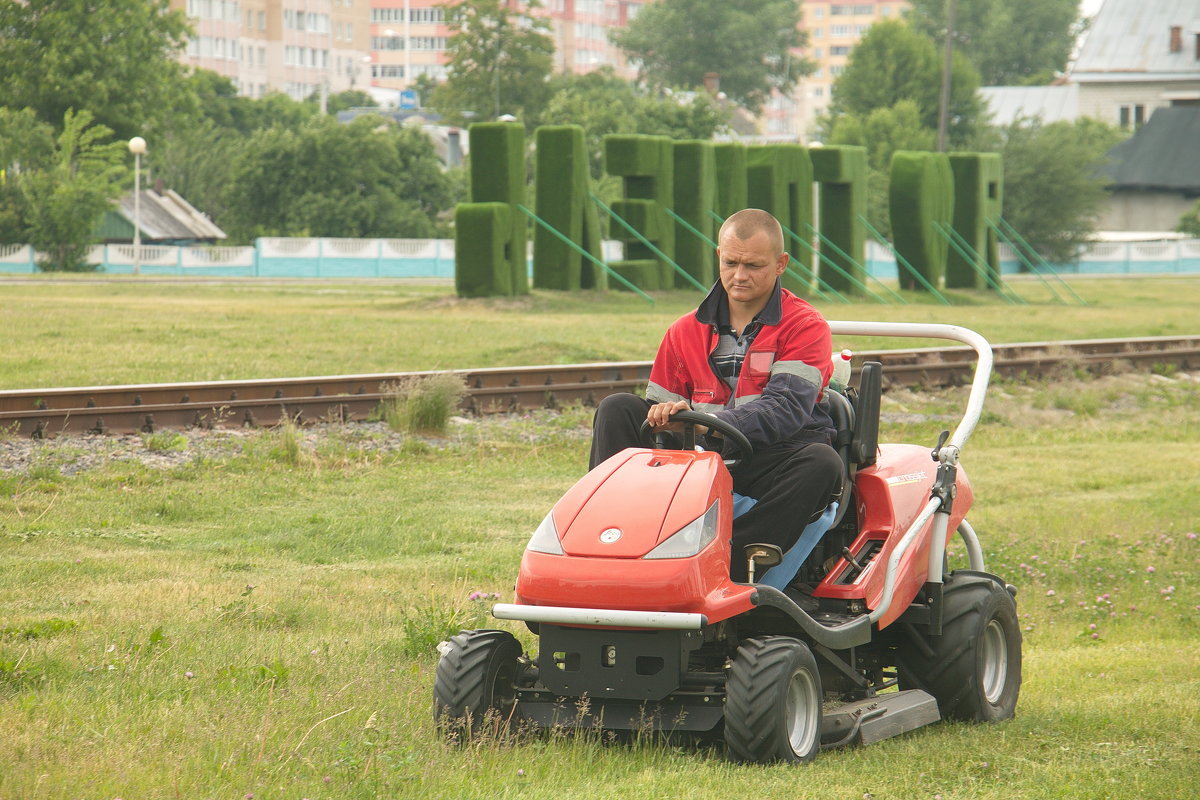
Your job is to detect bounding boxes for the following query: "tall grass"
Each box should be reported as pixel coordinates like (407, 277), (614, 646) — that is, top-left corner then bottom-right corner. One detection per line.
(380, 374), (468, 435)
(1, 375), (1197, 798)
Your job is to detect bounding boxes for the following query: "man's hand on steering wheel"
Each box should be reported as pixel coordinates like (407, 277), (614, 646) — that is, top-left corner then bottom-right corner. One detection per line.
(646, 400), (706, 432)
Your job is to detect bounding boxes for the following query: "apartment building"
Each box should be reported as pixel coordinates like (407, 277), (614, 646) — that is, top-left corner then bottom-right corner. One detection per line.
(763, 0), (909, 139)
(367, 0), (649, 102)
(172, 0), (373, 101)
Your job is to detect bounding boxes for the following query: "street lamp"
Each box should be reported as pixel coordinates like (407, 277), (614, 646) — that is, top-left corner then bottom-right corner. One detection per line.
(128, 136), (146, 276)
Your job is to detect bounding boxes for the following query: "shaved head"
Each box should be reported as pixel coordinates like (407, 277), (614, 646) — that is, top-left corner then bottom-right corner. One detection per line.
(718, 209), (785, 257)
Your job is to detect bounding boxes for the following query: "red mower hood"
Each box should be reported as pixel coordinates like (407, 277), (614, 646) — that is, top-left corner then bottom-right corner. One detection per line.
(554, 448), (726, 558)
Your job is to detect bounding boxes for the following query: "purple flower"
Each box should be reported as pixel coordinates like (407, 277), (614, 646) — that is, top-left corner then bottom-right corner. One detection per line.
(1146, 565), (1156, 573)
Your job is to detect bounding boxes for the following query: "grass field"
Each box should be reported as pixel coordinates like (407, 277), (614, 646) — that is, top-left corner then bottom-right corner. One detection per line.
(2, 275), (1198, 388)
(1, 277), (1198, 799)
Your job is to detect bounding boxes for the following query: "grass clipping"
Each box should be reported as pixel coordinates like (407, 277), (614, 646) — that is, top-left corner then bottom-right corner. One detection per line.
(380, 373), (467, 435)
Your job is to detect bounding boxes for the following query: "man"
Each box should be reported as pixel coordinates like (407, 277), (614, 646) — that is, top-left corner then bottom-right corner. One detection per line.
(589, 208), (843, 581)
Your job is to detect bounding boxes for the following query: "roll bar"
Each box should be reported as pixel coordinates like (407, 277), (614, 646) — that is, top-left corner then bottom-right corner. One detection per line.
(827, 322), (994, 625)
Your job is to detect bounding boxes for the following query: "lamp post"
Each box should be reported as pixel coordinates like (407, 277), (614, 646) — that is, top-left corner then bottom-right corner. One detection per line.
(128, 136), (146, 276)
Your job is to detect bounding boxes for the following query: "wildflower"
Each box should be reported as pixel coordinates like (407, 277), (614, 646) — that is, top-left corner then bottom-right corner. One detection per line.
(1088, 624), (1097, 631)
(185, 671), (195, 679)
(1187, 532), (1197, 541)
(517, 769), (526, 778)
(1146, 566), (1156, 574)
(1045, 589), (1056, 597)
(1091, 633), (1099, 640)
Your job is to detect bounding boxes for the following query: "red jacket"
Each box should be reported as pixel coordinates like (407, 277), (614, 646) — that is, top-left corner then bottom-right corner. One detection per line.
(646, 280), (835, 449)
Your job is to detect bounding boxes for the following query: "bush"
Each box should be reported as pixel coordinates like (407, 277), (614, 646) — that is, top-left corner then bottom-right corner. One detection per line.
(381, 373), (467, 435)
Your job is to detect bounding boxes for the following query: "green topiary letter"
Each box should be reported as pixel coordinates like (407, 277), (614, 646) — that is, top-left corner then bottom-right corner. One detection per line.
(457, 122), (527, 296)
(747, 144), (814, 295)
(672, 140), (717, 288)
(533, 125), (605, 291)
(604, 134), (674, 291)
(889, 150), (954, 292)
(946, 153), (1004, 290)
(811, 145), (868, 295)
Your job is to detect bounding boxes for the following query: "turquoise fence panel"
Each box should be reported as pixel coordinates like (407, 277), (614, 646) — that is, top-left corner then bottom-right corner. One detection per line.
(0, 244), (36, 272)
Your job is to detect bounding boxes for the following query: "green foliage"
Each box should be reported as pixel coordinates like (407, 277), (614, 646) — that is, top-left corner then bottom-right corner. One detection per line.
(465, 122), (527, 295)
(1175, 198), (1200, 237)
(223, 117), (459, 242)
(671, 141), (717, 289)
(455, 202), (515, 297)
(946, 153), (1004, 289)
(538, 70), (729, 179)
(142, 431), (188, 453)
(18, 110), (126, 271)
(824, 19), (982, 148)
(431, 0), (555, 124)
(828, 99), (936, 239)
(810, 146), (868, 295)
(983, 117), (1126, 263)
(380, 374), (468, 436)
(0, 0), (192, 140)
(889, 150), (953, 291)
(532, 125), (605, 291)
(610, 0), (810, 114)
(745, 143), (813, 295)
(606, 135), (675, 288)
(906, 0), (1082, 86)
(713, 143), (749, 219)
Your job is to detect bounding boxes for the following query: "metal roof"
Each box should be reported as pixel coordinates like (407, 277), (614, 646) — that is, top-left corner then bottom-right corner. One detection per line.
(1073, 0), (1200, 80)
(981, 85), (1080, 126)
(115, 189), (226, 242)
(1103, 106), (1200, 191)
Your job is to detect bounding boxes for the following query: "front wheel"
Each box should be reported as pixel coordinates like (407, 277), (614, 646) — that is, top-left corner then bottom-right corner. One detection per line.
(432, 629), (523, 739)
(896, 571), (1022, 722)
(724, 637), (822, 763)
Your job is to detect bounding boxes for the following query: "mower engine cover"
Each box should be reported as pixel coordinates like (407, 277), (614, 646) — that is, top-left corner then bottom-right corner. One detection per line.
(515, 447), (756, 622)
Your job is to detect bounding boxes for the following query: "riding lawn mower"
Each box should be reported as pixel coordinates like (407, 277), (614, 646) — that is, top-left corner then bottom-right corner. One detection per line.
(434, 321), (1021, 763)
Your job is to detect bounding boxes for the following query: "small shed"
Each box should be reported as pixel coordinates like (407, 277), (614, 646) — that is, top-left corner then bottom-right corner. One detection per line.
(1101, 106), (1200, 230)
(97, 186), (226, 245)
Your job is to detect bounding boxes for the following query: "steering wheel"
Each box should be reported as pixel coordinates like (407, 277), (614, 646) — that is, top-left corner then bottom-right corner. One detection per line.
(638, 409), (754, 468)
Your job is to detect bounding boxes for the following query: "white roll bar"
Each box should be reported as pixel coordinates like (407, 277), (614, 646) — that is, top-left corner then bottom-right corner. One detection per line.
(827, 322), (993, 624)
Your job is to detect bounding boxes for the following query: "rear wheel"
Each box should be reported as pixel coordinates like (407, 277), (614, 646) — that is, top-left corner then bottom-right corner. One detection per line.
(896, 572), (1022, 721)
(432, 629), (523, 739)
(724, 637), (822, 763)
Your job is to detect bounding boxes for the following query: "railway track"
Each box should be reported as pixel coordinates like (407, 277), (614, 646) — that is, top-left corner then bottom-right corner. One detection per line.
(3, 336), (1197, 438)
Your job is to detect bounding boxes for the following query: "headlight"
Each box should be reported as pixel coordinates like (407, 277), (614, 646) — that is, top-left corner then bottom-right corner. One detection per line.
(644, 500), (719, 559)
(525, 510), (563, 555)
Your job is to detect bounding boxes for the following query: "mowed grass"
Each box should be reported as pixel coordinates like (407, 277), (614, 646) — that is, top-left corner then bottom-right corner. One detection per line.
(1, 277), (1198, 798)
(1, 275), (1198, 388)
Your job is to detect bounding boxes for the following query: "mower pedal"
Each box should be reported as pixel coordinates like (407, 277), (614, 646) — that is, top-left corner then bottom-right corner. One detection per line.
(820, 690), (939, 748)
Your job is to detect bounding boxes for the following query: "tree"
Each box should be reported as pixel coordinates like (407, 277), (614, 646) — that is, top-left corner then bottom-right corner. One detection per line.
(611, 0), (809, 114)
(539, 69), (730, 178)
(0, 0), (192, 139)
(906, 0), (1081, 86)
(828, 100), (936, 238)
(988, 117), (1125, 262)
(16, 110), (126, 270)
(824, 20), (982, 147)
(223, 117), (461, 242)
(0, 108), (55, 244)
(429, 0), (555, 125)
(1177, 200), (1200, 237)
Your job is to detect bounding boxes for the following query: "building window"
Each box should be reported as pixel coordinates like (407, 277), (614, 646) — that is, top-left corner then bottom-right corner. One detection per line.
(372, 35), (404, 50)
(830, 4), (851, 15)
(831, 45), (850, 56)
(812, 27), (823, 38)
(1118, 104), (1145, 130)
(831, 65), (845, 76)
(831, 25), (852, 36)
(854, 4), (873, 14)
(372, 64), (406, 78)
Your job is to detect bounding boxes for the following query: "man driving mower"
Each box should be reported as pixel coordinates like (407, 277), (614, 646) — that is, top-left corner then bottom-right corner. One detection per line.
(588, 208), (843, 581)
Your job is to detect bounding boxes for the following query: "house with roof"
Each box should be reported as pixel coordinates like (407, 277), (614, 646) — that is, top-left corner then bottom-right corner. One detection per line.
(96, 183), (226, 245)
(982, 0), (1200, 129)
(1072, 0), (1200, 129)
(1100, 105), (1200, 230)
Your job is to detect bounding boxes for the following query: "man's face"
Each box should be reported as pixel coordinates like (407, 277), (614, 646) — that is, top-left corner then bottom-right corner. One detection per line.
(717, 229), (788, 308)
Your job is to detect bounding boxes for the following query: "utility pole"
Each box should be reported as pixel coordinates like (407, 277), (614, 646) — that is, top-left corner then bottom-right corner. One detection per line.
(936, 0), (957, 152)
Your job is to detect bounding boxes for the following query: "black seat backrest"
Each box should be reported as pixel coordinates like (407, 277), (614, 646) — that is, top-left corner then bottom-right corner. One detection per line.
(822, 361), (883, 528)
